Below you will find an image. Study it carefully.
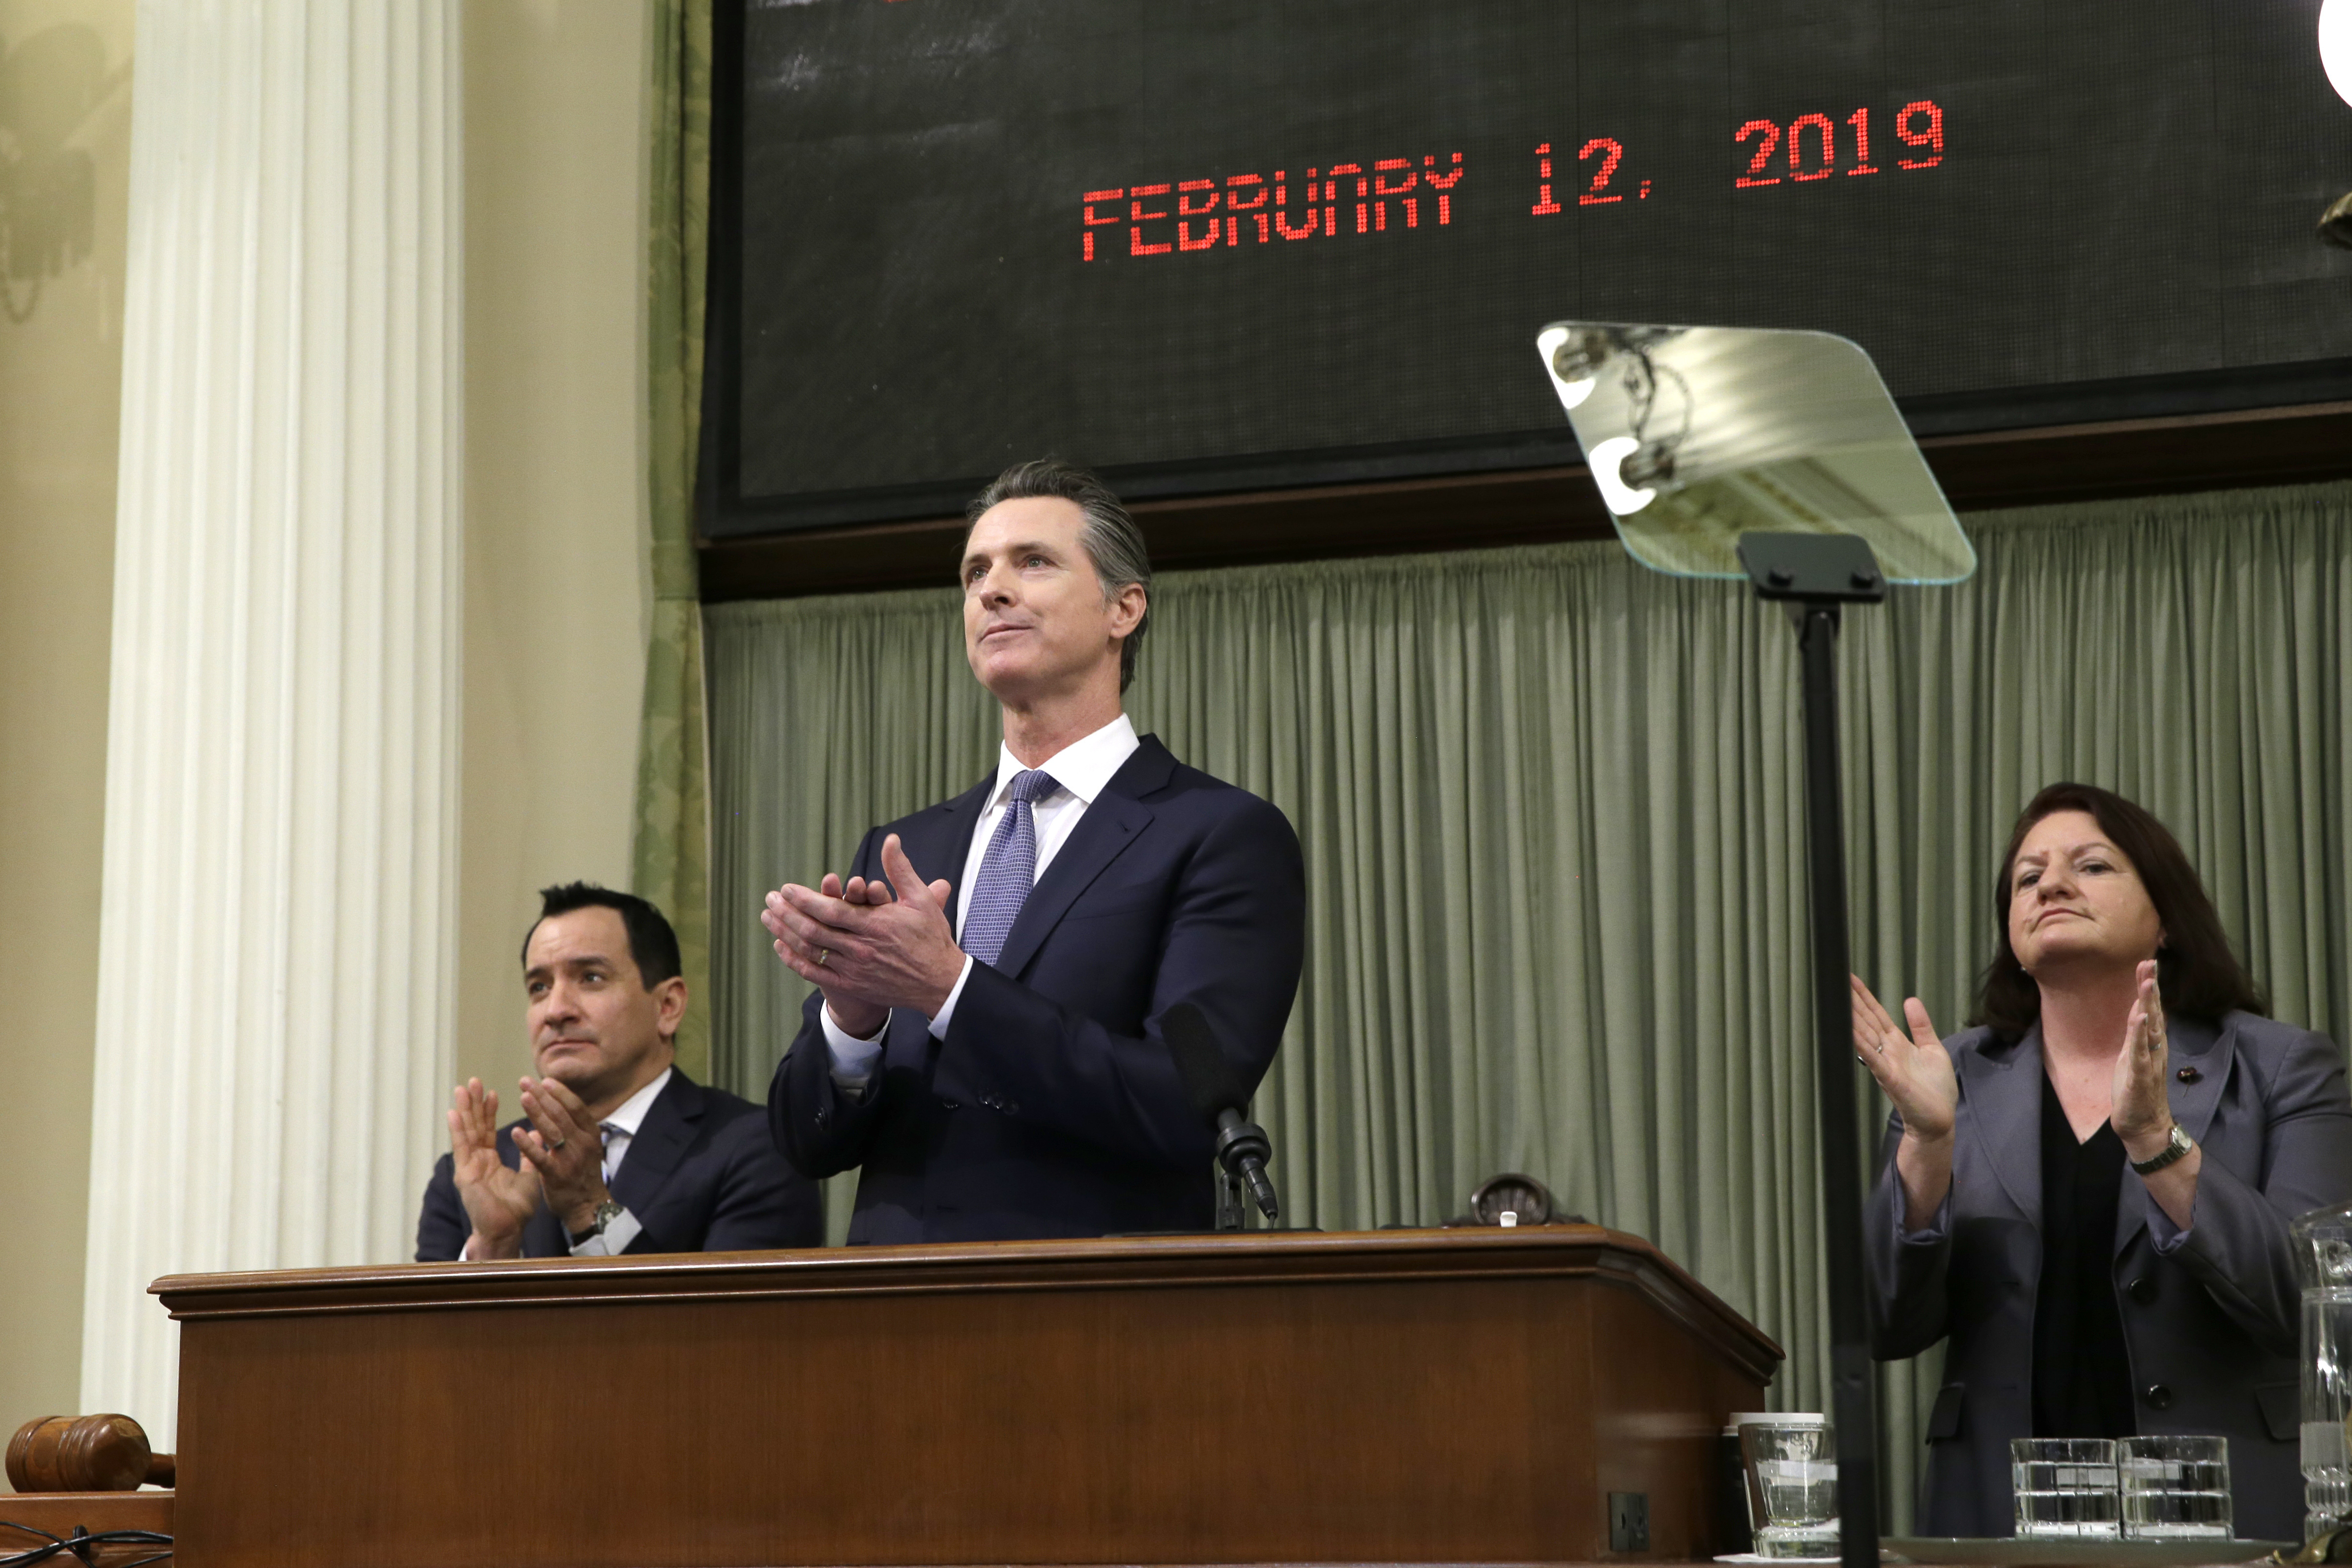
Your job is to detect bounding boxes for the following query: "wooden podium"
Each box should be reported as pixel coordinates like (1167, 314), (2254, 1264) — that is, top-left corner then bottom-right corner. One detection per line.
(151, 1225), (1779, 1567)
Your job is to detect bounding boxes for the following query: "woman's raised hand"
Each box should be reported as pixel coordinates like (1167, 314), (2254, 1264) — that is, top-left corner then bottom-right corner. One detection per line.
(2109, 959), (2174, 1154)
(1852, 975), (1959, 1143)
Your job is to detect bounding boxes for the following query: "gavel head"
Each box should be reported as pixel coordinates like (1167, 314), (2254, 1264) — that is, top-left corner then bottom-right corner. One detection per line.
(5, 1414), (157, 1493)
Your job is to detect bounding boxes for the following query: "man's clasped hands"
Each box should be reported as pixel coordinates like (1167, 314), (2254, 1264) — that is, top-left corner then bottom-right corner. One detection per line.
(759, 833), (967, 1038)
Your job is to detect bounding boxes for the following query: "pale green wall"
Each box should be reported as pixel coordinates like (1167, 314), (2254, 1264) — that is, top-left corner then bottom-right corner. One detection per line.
(0, 0), (131, 1483)
(455, 0), (654, 1107)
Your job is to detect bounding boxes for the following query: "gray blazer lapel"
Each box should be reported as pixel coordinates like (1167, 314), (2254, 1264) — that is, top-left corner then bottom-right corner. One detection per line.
(2113, 1015), (2231, 1256)
(1959, 1024), (2045, 1233)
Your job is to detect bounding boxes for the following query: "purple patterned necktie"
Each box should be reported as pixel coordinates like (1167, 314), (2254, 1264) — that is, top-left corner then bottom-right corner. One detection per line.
(960, 769), (1058, 966)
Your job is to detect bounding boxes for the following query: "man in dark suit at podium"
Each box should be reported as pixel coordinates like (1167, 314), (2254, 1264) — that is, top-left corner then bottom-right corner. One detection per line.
(416, 885), (821, 1260)
(761, 460), (1306, 1243)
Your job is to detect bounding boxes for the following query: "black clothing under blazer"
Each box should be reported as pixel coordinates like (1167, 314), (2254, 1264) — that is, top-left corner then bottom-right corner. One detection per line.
(1866, 1012), (2352, 1539)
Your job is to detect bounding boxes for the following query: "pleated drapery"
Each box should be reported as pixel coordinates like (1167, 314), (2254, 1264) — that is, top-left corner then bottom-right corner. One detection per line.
(631, 0), (716, 1079)
(83, 0), (463, 1444)
(706, 481), (2352, 1527)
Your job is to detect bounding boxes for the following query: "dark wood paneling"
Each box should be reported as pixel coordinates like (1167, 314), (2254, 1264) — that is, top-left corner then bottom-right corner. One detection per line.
(697, 403), (2352, 602)
(154, 1227), (1778, 1568)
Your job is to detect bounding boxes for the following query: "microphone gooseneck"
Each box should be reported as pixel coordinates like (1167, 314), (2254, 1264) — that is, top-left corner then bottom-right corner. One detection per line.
(1163, 1001), (1281, 1223)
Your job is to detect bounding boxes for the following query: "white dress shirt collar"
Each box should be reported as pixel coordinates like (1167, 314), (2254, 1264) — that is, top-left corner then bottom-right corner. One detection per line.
(984, 712), (1139, 810)
(601, 1064), (673, 1138)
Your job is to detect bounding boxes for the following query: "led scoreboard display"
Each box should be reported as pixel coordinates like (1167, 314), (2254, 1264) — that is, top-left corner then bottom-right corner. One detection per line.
(711, 0), (2352, 534)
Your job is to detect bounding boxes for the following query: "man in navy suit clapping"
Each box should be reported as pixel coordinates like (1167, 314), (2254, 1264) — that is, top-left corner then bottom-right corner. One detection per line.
(761, 460), (1306, 1243)
(417, 885), (821, 1260)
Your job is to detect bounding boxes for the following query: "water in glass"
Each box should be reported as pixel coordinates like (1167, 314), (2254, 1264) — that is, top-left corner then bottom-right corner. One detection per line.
(2012, 1439), (2120, 1538)
(2120, 1436), (2232, 1540)
(2295, 1202), (2352, 1542)
(1740, 1420), (1839, 1560)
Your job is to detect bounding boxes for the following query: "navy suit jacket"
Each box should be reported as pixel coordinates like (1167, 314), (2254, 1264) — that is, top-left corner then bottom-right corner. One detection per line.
(768, 735), (1306, 1244)
(416, 1069), (822, 1260)
(1866, 1012), (2352, 1540)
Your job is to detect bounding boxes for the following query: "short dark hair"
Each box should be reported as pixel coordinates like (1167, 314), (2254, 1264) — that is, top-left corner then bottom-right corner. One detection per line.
(1971, 783), (2265, 1040)
(963, 458), (1152, 691)
(521, 883), (683, 989)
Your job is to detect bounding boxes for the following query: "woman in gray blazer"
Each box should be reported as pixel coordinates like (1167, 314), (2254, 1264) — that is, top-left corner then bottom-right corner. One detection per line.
(1855, 782), (2352, 1540)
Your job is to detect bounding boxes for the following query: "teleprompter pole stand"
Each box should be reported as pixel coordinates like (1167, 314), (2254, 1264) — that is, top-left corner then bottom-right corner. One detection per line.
(1736, 531), (1887, 1568)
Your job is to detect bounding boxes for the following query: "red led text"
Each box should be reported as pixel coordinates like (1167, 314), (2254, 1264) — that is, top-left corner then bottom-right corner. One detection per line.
(1531, 137), (1646, 214)
(1082, 153), (1465, 261)
(1735, 100), (1943, 188)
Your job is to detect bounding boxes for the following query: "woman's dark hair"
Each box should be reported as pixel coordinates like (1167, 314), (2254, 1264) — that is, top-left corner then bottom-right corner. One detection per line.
(1972, 782), (2265, 1040)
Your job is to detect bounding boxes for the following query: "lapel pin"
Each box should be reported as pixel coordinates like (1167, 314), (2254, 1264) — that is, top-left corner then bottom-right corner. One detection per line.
(2176, 1066), (2201, 1083)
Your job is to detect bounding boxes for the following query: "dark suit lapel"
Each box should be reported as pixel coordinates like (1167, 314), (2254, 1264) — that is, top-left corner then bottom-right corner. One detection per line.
(987, 739), (1173, 981)
(2114, 1015), (2229, 1256)
(606, 1070), (703, 1216)
(921, 774), (992, 932)
(1959, 1023), (2044, 1232)
(883, 778), (992, 1070)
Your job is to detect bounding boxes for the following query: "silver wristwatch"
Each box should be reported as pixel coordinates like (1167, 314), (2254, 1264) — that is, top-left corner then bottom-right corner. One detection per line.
(568, 1198), (625, 1247)
(2129, 1123), (2194, 1177)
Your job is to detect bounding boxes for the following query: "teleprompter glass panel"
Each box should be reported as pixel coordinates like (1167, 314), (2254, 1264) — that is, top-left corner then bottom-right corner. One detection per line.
(1535, 323), (1976, 585)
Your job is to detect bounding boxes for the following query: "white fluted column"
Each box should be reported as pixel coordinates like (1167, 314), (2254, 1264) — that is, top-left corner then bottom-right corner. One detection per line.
(82, 0), (462, 1445)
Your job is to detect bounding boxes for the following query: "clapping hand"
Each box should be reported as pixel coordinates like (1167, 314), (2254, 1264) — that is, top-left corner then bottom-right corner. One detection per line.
(1852, 977), (1961, 1229)
(513, 1074), (613, 1236)
(761, 835), (963, 1035)
(1851, 976), (1959, 1143)
(2109, 959), (2174, 1158)
(448, 1078), (539, 1261)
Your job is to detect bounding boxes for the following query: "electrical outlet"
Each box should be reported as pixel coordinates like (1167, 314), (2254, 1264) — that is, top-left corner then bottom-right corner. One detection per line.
(1608, 1490), (1651, 1553)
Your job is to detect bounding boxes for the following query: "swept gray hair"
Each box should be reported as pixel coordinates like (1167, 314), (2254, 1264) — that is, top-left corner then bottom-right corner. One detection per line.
(963, 459), (1152, 692)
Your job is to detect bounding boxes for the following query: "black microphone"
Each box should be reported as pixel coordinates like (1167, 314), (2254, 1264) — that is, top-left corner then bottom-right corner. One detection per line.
(1163, 1001), (1280, 1222)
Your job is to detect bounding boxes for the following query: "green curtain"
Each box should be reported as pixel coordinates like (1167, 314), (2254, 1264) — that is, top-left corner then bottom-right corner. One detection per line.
(633, 0), (715, 1081)
(705, 481), (2352, 1529)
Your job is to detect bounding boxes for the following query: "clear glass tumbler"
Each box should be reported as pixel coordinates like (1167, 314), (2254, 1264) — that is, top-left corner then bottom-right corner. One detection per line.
(2011, 1437), (2120, 1538)
(2120, 1434), (2233, 1540)
(1739, 1418), (1839, 1560)
(2293, 1200), (2352, 1542)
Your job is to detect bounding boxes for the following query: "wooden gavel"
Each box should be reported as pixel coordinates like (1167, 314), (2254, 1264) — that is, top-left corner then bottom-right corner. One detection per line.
(5, 1414), (175, 1492)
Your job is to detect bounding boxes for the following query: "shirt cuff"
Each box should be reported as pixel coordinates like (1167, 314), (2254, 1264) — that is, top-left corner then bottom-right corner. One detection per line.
(1896, 1191), (1952, 1246)
(566, 1206), (641, 1258)
(822, 1001), (888, 1090)
(927, 955), (975, 1041)
(2145, 1199), (2193, 1252)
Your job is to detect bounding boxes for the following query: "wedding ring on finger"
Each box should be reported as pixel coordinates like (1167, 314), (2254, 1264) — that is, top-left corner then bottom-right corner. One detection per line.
(817, 948), (830, 967)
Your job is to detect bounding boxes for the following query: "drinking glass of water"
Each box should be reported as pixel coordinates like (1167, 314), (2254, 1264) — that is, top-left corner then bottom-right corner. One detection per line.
(2120, 1434), (2232, 1539)
(2011, 1437), (2120, 1537)
(1739, 1417), (1839, 1560)
(2292, 1199), (2352, 1542)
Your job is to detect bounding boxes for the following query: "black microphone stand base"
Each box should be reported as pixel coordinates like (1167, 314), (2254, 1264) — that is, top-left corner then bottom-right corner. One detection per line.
(1214, 1169), (1247, 1232)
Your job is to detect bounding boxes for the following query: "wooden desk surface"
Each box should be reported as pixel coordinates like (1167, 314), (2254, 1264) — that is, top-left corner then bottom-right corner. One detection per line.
(152, 1226), (1780, 1568)
(152, 1224), (1778, 1381)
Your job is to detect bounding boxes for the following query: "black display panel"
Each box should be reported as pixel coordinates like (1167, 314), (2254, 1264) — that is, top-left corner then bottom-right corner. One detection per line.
(708, 0), (2352, 534)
